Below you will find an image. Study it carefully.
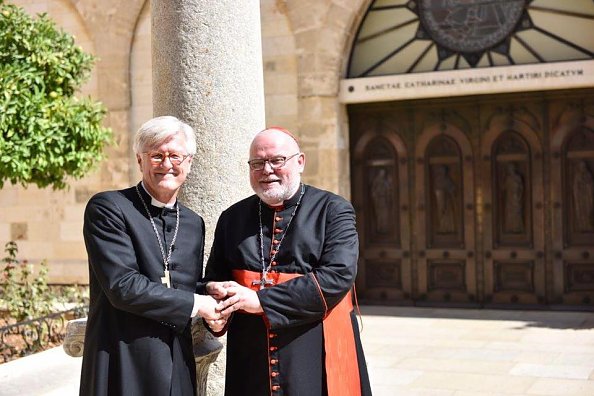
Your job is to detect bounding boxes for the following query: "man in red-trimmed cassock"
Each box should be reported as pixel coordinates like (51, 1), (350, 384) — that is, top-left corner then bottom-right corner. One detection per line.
(202, 127), (372, 396)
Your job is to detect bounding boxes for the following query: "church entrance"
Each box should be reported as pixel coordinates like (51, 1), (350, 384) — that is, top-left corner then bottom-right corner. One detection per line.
(349, 89), (594, 310)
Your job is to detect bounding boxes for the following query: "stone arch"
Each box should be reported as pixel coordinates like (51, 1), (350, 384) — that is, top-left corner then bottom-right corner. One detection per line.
(66, 0), (145, 109)
(63, 0), (147, 187)
(13, 0), (97, 96)
(129, 0), (152, 182)
(283, 0), (371, 196)
(285, 0), (370, 95)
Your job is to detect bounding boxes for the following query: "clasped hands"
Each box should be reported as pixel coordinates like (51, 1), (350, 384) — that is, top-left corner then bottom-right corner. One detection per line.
(198, 281), (263, 332)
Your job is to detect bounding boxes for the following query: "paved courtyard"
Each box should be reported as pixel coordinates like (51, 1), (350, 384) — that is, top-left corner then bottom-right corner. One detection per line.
(1, 306), (593, 395)
(361, 306), (594, 396)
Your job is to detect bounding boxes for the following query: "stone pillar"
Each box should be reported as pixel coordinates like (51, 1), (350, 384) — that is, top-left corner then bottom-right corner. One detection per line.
(151, 0), (264, 242)
(151, 2), (265, 395)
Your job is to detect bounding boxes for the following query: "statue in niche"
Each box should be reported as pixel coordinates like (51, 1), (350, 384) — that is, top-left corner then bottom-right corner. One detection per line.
(572, 160), (594, 232)
(502, 163), (525, 233)
(432, 164), (457, 234)
(370, 168), (394, 234)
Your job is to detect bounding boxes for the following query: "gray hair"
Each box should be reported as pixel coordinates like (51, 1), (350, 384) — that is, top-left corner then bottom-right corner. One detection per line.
(133, 116), (197, 155)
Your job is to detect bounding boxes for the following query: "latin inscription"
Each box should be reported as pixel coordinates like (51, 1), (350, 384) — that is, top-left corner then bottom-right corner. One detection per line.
(363, 68), (584, 93)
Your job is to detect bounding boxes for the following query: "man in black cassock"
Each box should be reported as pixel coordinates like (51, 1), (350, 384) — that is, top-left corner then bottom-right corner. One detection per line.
(80, 116), (222, 396)
(203, 127), (372, 396)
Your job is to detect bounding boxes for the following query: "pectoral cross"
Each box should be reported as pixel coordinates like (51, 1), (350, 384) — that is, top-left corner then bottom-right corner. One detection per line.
(252, 273), (274, 290)
(161, 269), (171, 288)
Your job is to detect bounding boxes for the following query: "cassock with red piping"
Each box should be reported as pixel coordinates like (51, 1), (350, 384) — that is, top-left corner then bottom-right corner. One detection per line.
(203, 184), (372, 396)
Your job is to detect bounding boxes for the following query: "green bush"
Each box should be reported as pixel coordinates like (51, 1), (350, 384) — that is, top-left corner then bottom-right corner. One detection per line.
(0, 241), (88, 322)
(0, 241), (89, 362)
(0, 1), (112, 190)
(0, 241), (55, 321)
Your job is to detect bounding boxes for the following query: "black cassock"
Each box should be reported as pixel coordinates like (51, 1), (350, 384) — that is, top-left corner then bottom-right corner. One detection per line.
(204, 184), (372, 396)
(80, 183), (204, 396)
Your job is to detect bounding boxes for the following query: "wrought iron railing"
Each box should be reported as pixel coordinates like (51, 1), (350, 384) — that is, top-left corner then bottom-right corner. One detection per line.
(0, 305), (88, 364)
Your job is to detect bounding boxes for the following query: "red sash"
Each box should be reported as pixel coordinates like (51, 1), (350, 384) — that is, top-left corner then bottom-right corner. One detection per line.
(232, 269), (361, 396)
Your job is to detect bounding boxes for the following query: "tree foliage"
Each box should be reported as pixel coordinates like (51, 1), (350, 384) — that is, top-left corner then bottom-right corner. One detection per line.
(0, 1), (112, 189)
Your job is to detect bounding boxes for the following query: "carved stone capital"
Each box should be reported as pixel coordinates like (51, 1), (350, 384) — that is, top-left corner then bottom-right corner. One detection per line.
(62, 317), (224, 395)
(62, 318), (87, 357)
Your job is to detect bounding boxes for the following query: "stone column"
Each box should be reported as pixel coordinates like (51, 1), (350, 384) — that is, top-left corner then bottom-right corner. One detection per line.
(151, 2), (265, 395)
(152, 1), (264, 237)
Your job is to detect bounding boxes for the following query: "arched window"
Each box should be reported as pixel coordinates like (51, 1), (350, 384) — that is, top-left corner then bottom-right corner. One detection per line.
(348, 0), (594, 77)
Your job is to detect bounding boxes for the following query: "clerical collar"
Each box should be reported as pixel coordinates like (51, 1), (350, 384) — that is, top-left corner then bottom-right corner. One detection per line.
(139, 182), (176, 209)
(263, 184), (306, 210)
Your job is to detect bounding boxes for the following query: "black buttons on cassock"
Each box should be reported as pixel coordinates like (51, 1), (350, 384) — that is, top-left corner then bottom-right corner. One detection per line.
(160, 321), (176, 329)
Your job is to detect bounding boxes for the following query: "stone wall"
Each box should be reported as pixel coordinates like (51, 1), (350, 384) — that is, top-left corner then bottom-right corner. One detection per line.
(273, 0), (370, 198)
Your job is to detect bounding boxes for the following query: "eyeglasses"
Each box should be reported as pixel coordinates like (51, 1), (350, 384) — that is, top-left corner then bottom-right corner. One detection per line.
(145, 151), (191, 166)
(247, 153), (300, 171)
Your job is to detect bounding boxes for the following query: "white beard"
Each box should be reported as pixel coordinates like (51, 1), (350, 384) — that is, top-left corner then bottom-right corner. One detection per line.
(258, 177), (301, 205)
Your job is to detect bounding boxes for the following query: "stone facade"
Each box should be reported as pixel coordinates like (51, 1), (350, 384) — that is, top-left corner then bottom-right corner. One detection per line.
(2, 0), (369, 283)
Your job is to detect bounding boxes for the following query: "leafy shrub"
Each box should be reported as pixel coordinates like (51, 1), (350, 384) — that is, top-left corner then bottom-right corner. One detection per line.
(0, 1), (112, 189)
(0, 241), (89, 363)
(0, 241), (88, 321)
(0, 241), (55, 321)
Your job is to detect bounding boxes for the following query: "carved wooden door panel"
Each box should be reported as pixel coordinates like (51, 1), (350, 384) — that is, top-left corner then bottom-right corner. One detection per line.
(550, 99), (594, 306)
(350, 114), (412, 303)
(349, 90), (594, 309)
(481, 105), (546, 306)
(414, 122), (477, 305)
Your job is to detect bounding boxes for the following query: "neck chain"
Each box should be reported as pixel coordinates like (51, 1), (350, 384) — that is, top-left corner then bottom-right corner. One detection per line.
(135, 185), (180, 288)
(256, 184), (305, 289)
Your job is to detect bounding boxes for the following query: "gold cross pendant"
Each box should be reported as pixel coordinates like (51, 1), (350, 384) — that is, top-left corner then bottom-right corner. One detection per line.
(161, 269), (171, 288)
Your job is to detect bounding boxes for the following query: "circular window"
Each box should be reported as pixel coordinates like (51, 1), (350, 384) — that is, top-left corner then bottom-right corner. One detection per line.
(419, 0), (526, 53)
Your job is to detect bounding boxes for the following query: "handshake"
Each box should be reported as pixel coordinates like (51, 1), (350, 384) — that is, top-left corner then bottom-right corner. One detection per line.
(196, 281), (263, 332)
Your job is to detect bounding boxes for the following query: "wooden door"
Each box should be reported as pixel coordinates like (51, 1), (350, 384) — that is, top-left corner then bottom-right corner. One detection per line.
(413, 117), (478, 306)
(351, 114), (412, 304)
(349, 89), (594, 309)
(550, 98), (594, 306)
(480, 103), (546, 306)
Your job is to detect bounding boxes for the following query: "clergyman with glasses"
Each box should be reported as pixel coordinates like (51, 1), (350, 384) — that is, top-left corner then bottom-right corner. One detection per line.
(201, 127), (372, 396)
(80, 116), (222, 396)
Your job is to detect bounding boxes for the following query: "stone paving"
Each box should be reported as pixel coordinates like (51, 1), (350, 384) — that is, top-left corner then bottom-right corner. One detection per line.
(1, 306), (593, 395)
(360, 306), (594, 396)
